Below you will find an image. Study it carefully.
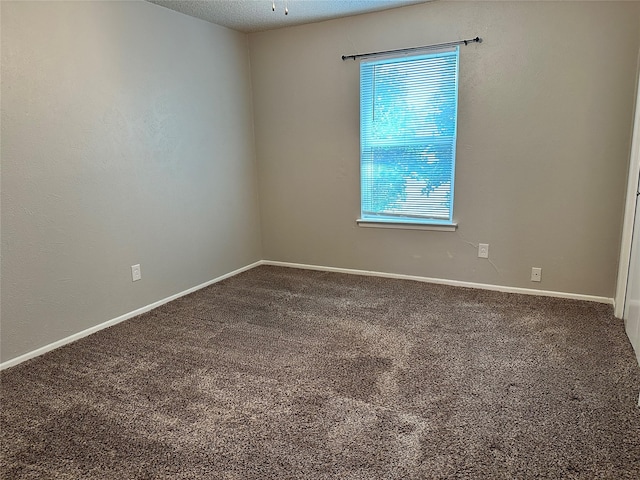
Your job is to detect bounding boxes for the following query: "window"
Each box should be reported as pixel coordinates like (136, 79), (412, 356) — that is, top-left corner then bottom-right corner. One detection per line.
(359, 47), (459, 229)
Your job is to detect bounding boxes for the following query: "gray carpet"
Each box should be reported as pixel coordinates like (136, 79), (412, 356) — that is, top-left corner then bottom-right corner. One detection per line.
(1, 265), (639, 479)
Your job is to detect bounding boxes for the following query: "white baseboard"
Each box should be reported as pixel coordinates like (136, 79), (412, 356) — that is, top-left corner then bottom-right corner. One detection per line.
(260, 260), (614, 305)
(0, 261), (262, 371)
(2, 258), (614, 371)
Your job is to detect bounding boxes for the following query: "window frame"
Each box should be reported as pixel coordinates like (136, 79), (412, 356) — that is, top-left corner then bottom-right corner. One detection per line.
(357, 47), (460, 231)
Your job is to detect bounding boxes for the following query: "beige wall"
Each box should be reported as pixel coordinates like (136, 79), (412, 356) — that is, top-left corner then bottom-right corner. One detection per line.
(249, 1), (640, 298)
(0, 1), (262, 362)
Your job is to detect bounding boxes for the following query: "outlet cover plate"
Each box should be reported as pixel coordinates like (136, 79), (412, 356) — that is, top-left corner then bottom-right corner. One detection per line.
(531, 267), (542, 282)
(131, 264), (141, 282)
(478, 243), (489, 259)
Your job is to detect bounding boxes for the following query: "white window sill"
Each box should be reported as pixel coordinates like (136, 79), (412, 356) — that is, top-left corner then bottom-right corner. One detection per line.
(356, 219), (458, 232)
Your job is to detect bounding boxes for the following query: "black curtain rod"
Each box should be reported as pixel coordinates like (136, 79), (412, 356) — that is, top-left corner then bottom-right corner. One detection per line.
(341, 36), (482, 61)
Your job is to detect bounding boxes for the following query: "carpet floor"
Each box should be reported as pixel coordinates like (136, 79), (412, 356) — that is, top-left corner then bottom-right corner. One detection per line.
(1, 265), (639, 479)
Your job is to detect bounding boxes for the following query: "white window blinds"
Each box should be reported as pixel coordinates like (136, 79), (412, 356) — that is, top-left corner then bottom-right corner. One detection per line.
(360, 47), (459, 224)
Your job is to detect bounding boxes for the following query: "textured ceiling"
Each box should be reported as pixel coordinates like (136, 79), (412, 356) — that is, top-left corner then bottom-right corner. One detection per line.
(147, 0), (431, 33)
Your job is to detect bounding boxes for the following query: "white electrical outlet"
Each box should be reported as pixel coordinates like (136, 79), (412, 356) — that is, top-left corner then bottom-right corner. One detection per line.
(478, 243), (489, 259)
(131, 264), (141, 282)
(531, 267), (542, 282)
